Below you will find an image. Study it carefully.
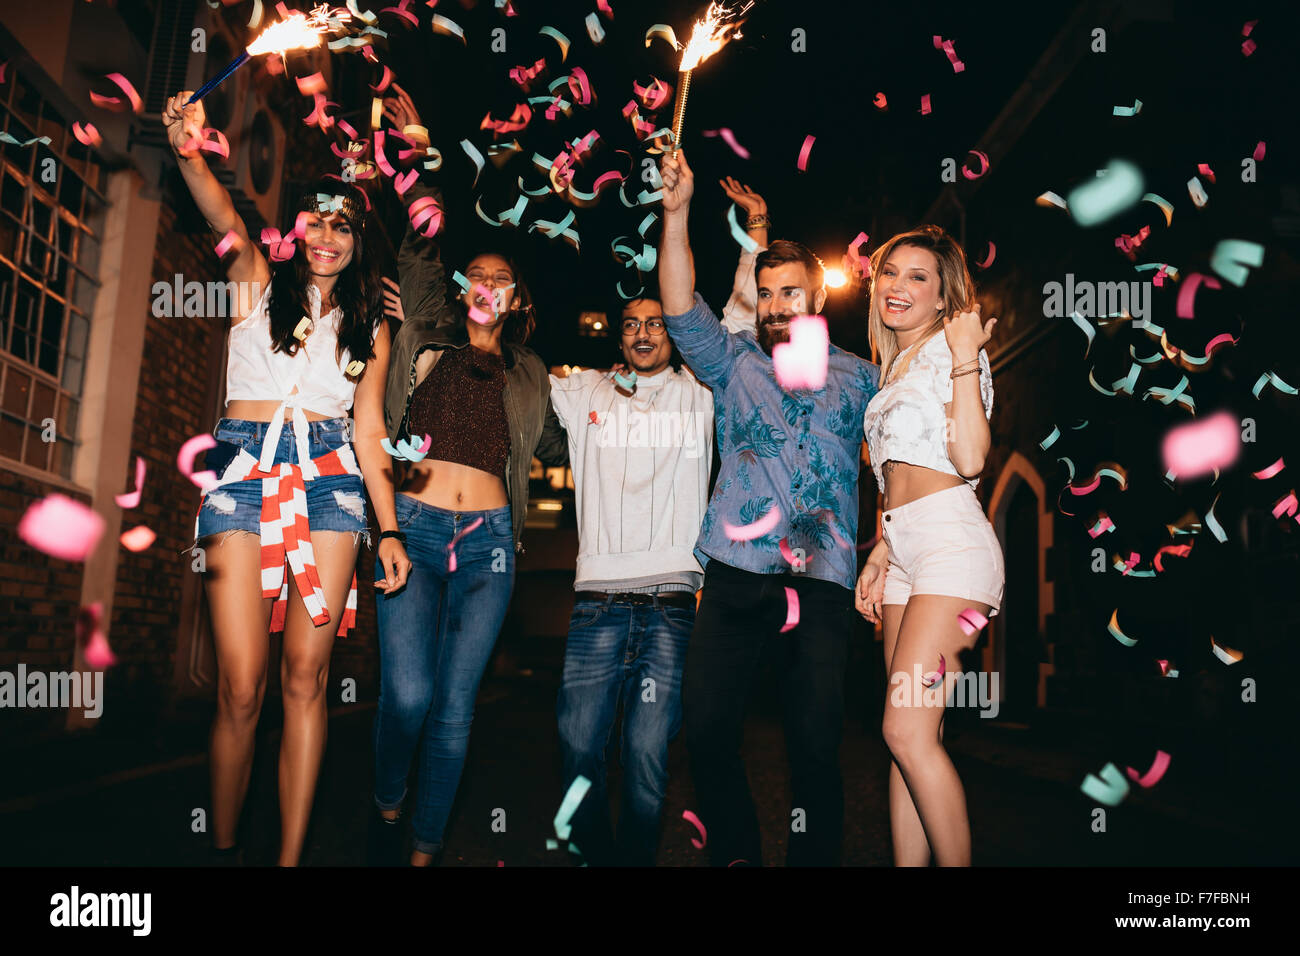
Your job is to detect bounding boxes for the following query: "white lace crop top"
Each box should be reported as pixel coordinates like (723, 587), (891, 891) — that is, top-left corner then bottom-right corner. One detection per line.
(862, 331), (993, 489)
(225, 283), (377, 473)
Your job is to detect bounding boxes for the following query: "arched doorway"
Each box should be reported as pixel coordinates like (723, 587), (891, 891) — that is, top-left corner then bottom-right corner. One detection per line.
(985, 452), (1055, 713)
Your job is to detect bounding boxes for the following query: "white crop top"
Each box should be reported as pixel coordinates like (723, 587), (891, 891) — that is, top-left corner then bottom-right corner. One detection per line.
(225, 283), (376, 474)
(863, 331), (993, 489)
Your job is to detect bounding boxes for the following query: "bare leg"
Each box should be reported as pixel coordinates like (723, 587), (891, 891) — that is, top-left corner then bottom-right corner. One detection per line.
(276, 530), (360, 866)
(882, 603), (928, 867)
(203, 531), (274, 851)
(882, 595), (992, 867)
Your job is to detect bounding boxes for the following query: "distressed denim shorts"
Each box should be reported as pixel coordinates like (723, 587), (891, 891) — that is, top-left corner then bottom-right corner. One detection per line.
(195, 417), (370, 544)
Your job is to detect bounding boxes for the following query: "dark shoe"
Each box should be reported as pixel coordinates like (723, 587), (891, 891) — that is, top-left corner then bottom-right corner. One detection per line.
(367, 810), (405, 867)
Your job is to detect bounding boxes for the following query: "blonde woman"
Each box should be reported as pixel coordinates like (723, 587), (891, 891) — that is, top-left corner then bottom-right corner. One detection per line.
(855, 225), (1003, 866)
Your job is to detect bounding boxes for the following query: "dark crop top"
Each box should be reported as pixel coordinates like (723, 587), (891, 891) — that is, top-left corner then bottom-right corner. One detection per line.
(406, 345), (510, 479)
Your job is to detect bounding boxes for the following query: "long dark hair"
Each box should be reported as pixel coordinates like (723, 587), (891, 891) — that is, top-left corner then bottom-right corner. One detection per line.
(267, 178), (382, 373)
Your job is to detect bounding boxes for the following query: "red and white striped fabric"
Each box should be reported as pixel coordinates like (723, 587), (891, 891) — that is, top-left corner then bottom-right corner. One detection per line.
(192, 442), (363, 638)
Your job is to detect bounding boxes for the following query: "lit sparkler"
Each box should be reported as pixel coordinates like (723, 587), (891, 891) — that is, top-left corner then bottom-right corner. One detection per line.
(670, 1), (753, 155)
(187, 5), (353, 104)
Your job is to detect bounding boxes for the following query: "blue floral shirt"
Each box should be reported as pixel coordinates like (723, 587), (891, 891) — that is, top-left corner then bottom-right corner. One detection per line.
(664, 292), (880, 591)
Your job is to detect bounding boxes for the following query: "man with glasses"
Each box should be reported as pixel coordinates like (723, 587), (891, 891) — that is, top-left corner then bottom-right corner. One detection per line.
(548, 181), (769, 865)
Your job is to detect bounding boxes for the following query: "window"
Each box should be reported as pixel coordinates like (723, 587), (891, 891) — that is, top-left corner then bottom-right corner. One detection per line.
(0, 68), (107, 478)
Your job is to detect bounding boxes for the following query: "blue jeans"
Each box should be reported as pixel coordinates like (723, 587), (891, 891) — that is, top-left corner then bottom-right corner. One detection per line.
(556, 596), (694, 866)
(372, 494), (516, 855)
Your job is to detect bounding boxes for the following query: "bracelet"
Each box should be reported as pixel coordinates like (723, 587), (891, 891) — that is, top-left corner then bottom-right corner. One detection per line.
(951, 357), (980, 371)
(744, 215), (771, 230)
(379, 529), (406, 545)
(950, 367), (981, 380)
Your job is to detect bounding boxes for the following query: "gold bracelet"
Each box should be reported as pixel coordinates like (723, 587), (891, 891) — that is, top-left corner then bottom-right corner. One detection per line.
(950, 366), (981, 380)
(951, 358), (980, 372)
(744, 214), (771, 230)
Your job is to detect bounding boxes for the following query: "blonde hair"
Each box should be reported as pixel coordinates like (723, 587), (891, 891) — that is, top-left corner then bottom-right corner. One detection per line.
(867, 225), (976, 378)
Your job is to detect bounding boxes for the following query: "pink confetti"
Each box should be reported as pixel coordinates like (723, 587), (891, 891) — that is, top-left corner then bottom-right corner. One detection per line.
(260, 226), (296, 262)
(373, 130), (398, 177)
(589, 411), (600, 425)
(509, 58), (547, 90)
(71, 122), (102, 148)
(1242, 19), (1258, 36)
(848, 231), (870, 276)
(480, 103), (532, 135)
(1241, 38), (1256, 56)
(568, 68), (594, 106)
(381, 0), (419, 28)
(1125, 750), (1171, 788)
(1087, 515), (1115, 538)
(632, 76), (669, 111)
(976, 240), (996, 269)
(1272, 490), (1298, 519)
(919, 94), (931, 115)
(296, 72), (328, 96)
(961, 149), (990, 180)
(872, 91), (887, 109)
(681, 810), (707, 849)
(1175, 272), (1221, 319)
(119, 524), (156, 552)
(182, 128), (230, 161)
(18, 495), (105, 562)
(214, 230), (243, 259)
(1253, 141), (1265, 161)
(598, 0), (613, 16)
(932, 35), (965, 72)
(723, 504), (781, 542)
(1068, 475), (1102, 496)
(1161, 412), (1240, 479)
(778, 536), (808, 572)
(772, 315), (829, 390)
(178, 433), (220, 492)
(956, 608), (988, 638)
(408, 195), (443, 238)
(1252, 457), (1285, 480)
(89, 72), (143, 113)
(77, 603), (118, 670)
(393, 169), (419, 195)
(114, 456), (146, 509)
(796, 134), (815, 172)
(921, 653), (946, 687)
(369, 65), (395, 94)
(1196, 163), (1216, 184)
(446, 516), (485, 573)
(780, 587), (800, 633)
(1152, 544), (1192, 573)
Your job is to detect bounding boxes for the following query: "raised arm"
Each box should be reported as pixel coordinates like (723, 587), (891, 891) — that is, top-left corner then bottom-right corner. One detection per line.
(163, 91), (268, 318)
(943, 304), (997, 478)
(719, 177), (768, 334)
(385, 84), (458, 331)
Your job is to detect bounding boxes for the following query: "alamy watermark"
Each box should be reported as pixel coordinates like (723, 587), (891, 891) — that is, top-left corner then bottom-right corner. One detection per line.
(888, 666), (1000, 718)
(0, 665), (103, 718)
(1042, 274), (1151, 323)
(591, 407), (712, 459)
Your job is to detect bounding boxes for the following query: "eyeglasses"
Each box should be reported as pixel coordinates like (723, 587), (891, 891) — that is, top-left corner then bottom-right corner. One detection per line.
(622, 318), (666, 335)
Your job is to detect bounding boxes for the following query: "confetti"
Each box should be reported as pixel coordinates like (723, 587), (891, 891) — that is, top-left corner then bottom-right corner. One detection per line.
(18, 495), (105, 562)
(1068, 159), (1144, 227)
(778, 536), (806, 572)
(0, 132), (51, 147)
(119, 525), (156, 552)
(1210, 636), (1243, 665)
(260, 226), (297, 262)
(873, 92), (887, 110)
(848, 231), (870, 276)
(1161, 411), (1240, 479)
(446, 516), (484, 573)
(796, 134), (815, 172)
(727, 203), (760, 253)
(961, 150), (989, 180)
(701, 127), (749, 159)
(554, 774), (591, 840)
(1152, 543), (1191, 573)
(1107, 609), (1137, 646)
(1036, 191), (1068, 210)
(539, 25), (571, 61)
(956, 608), (988, 638)
(1204, 493), (1227, 542)
(1271, 490), (1297, 520)
(613, 369), (637, 391)
(975, 240), (996, 269)
(1174, 272), (1220, 319)
(1209, 239), (1264, 287)
(1087, 514), (1114, 537)
(408, 195), (443, 238)
(1039, 426), (1061, 450)
(1187, 176), (1208, 208)
(178, 433), (220, 492)
(919, 94), (931, 115)
(1112, 99), (1142, 117)
(921, 653), (946, 688)
(682, 810), (707, 849)
(1253, 141), (1265, 161)
(77, 603), (117, 670)
(1141, 192), (1174, 227)
(585, 12), (605, 45)
(459, 139), (486, 187)
(114, 456), (146, 509)
(1252, 457), (1284, 480)
(780, 587), (800, 632)
(71, 122), (102, 148)
(723, 503), (781, 542)
(214, 230), (243, 258)
(1251, 370), (1298, 399)
(431, 14), (466, 44)
(932, 34), (965, 72)
(644, 23), (679, 52)
(1081, 763), (1130, 807)
(1070, 312), (1095, 358)
(771, 315), (829, 391)
(89, 72), (144, 114)
(1125, 750), (1171, 788)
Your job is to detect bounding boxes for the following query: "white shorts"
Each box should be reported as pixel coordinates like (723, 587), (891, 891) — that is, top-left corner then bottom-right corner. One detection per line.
(880, 483), (1005, 614)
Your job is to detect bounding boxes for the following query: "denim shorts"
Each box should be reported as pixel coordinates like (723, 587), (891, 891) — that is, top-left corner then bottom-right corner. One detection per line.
(195, 417), (370, 544)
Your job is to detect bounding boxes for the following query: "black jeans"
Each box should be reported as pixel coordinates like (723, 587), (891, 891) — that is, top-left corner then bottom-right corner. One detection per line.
(683, 560), (851, 866)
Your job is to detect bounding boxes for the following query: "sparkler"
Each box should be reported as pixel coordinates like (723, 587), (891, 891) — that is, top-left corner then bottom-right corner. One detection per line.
(187, 5), (352, 104)
(669, 1), (753, 155)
